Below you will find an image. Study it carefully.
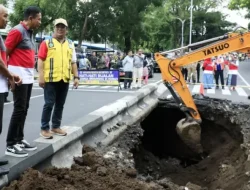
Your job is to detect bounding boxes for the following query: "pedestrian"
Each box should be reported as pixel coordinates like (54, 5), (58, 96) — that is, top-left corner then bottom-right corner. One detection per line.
(187, 62), (197, 84)
(181, 67), (188, 81)
(132, 49), (144, 89)
(122, 50), (133, 89)
(202, 58), (214, 89)
(5, 6), (41, 157)
(196, 61), (201, 83)
(89, 51), (97, 69)
(142, 59), (149, 85)
(0, 4), (22, 174)
(78, 53), (90, 70)
(214, 55), (225, 89)
(227, 55), (239, 90)
(38, 18), (79, 139)
(104, 53), (110, 69)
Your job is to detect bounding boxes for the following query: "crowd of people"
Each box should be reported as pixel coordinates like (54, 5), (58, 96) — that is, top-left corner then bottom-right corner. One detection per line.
(181, 53), (244, 90)
(76, 49), (151, 89)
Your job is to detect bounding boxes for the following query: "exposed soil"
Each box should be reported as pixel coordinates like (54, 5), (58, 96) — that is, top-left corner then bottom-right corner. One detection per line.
(3, 97), (250, 190)
(3, 127), (169, 190)
(134, 106), (248, 190)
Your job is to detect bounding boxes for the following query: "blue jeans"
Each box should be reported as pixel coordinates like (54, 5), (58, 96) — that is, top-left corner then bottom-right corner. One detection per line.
(203, 73), (214, 89)
(41, 80), (69, 130)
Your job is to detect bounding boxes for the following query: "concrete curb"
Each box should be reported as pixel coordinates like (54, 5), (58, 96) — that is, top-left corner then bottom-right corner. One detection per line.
(0, 81), (167, 188)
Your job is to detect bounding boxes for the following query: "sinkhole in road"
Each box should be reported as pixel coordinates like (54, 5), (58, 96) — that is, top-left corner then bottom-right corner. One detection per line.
(133, 106), (248, 189)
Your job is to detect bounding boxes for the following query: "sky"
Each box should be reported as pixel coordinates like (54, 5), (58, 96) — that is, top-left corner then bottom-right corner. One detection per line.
(216, 0), (249, 28)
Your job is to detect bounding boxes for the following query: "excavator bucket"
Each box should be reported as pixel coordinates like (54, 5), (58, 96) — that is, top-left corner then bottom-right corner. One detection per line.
(176, 118), (203, 154)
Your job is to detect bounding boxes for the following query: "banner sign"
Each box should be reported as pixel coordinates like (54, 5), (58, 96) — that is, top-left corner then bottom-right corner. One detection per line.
(78, 70), (119, 85)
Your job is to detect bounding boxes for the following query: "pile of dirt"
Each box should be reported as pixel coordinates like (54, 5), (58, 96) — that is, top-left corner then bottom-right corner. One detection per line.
(3, 134), (169, 190)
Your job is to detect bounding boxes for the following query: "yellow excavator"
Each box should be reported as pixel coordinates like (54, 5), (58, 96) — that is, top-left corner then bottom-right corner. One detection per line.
(155, 28), (249, 154)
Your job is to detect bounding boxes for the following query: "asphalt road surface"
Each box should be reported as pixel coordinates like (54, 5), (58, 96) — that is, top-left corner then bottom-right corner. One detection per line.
(1, 59), (249, 157)
(162, 60), (250, 103)
(0, 74), (162, 157)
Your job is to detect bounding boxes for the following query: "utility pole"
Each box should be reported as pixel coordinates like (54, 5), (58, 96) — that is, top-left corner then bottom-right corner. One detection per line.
(189, 0), (193, 45)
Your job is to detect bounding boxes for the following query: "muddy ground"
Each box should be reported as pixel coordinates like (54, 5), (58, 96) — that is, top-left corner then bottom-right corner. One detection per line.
(3, 96), (250, 190)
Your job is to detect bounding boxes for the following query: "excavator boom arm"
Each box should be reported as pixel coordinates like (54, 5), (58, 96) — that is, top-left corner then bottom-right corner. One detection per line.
(155, 32), (250, 122)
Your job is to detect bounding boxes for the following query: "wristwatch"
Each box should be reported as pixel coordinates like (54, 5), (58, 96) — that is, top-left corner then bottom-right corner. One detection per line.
(74, 76), (80, 80)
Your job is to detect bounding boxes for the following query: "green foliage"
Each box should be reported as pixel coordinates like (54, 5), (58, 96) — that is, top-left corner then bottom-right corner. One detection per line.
(229, 0), (250, 9)
(0, 0), (8, 6)
(9, 0), (69, 34)
(8, 0), (236, 52)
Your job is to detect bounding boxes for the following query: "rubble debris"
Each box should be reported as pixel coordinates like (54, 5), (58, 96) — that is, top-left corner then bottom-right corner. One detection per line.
(3, 97), (250, 190)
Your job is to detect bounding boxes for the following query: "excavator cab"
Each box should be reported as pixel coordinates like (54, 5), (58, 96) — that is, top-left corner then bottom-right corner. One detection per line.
(155, 28), (250, 154)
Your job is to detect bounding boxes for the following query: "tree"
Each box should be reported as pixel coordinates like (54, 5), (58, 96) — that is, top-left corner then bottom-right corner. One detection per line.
(141, 0), (235, 52)
(102, 0), (162, 53)
(9, 0), (69, 35)
(229, 0), (250, 9)
(0, 0), (7, 5)
(229, 0), (250, 22)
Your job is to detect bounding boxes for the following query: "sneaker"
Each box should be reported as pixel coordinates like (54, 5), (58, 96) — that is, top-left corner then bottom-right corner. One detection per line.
(0, 167), (9, 176)
(0, 159), (8, 166)
(5, 145), (28, 158)
(17, 140), (37, 151)
(51, 128), (67, 136)
(40, 130), (53, 139)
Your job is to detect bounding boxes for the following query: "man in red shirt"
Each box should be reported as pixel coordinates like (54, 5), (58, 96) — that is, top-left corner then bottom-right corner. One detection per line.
(5, 6), (42, 158)
(0, 4), (22, 175)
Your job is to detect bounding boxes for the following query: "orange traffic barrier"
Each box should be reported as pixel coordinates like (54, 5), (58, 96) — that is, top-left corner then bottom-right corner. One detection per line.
(199, 83), (205, 95)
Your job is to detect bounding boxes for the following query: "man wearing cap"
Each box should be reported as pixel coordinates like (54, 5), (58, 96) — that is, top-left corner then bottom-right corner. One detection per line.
(38, 18), (79, 139)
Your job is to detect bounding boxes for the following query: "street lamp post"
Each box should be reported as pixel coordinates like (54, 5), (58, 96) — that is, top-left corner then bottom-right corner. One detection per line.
(189, 0), (193, 45)
(176, 17), (186, 47)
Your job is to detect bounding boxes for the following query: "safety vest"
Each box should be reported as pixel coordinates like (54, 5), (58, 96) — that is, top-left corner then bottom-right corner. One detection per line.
(44, 38), (73, 82)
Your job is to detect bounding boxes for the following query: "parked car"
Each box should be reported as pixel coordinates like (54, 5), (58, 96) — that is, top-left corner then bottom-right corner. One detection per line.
(153, 59), (160, 73)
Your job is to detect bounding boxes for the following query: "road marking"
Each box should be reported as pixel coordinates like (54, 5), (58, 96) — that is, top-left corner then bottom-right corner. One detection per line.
(4, 94), (44, 105)
(235, 87), (248, 96)
(155, 79), (163, 85)
(238, 71), (250, 89)
(191, 84), (200, 94)
(85, 85), (99, 88)
(222, 86), (231, 95)
(32, 87), (134, 93)
(100, 86), (112, 89)
(207, 88), (215, 94)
